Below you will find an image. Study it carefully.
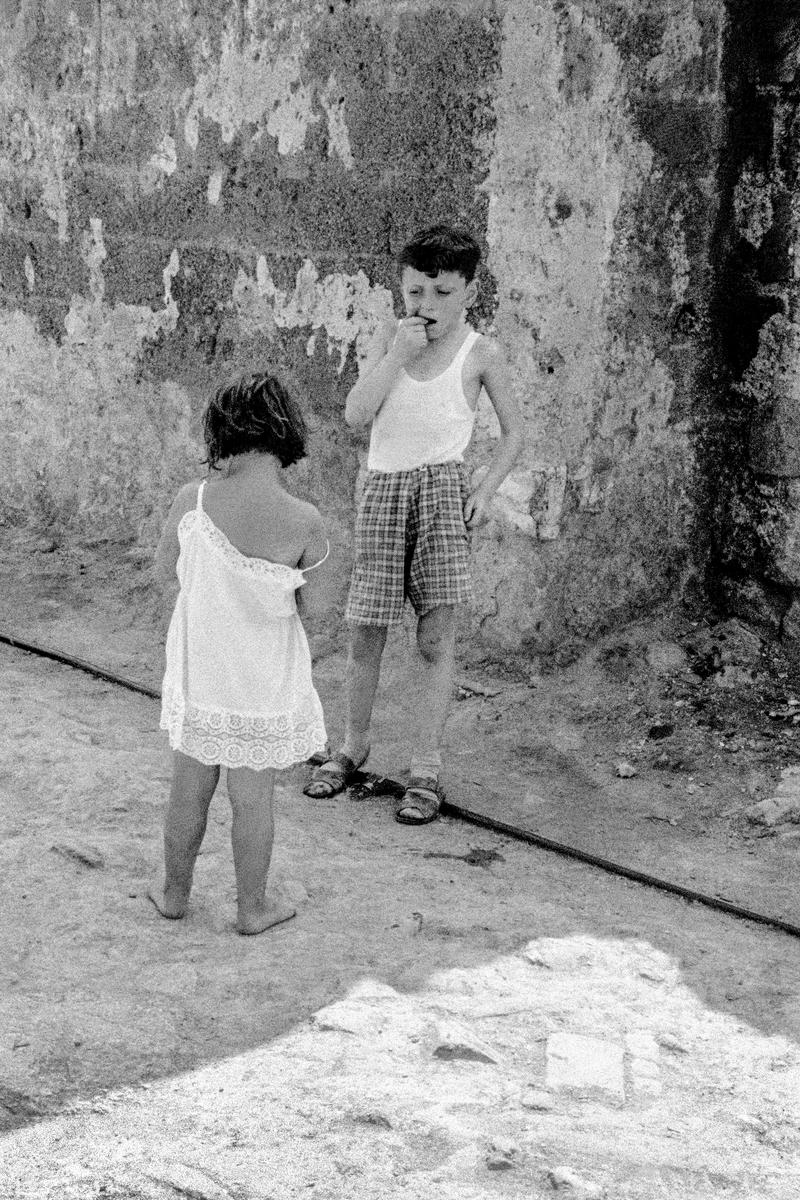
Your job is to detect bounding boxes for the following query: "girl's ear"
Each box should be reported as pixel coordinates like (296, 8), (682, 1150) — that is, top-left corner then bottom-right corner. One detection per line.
(464, 279), (479, 309)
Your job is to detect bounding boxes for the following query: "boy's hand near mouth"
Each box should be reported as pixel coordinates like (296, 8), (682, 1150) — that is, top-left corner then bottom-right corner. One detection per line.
(388, 315), (430, 365)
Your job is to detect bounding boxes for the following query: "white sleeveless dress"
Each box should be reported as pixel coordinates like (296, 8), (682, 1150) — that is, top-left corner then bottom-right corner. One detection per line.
(160, 482), (327, 770)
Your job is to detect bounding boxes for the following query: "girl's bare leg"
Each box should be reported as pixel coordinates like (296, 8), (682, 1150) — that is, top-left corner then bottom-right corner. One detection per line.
(149, 751), (219, 919)
(228, 766), (295, 935)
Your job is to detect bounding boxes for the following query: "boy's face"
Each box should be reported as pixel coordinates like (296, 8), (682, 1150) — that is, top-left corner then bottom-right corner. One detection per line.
(400, 266), (477, 340)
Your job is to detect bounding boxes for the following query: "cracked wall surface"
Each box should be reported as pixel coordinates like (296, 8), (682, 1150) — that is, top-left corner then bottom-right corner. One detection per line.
(0, 0), (729, 654)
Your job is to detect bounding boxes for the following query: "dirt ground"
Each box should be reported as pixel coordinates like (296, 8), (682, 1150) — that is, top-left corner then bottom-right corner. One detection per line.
(2, 529), (800, 1198)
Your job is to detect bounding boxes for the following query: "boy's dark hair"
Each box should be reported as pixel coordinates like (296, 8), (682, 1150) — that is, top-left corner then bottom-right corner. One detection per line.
(397, 224), (482, 282)
(203, 373), (307, 469)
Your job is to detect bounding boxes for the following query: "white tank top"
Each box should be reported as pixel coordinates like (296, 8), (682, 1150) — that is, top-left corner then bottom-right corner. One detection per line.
(367, 328), (481, 472)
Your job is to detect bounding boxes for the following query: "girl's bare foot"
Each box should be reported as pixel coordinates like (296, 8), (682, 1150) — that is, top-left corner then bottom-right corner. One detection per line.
(236, 898), (296, 936)
(147, 884), (189, 920)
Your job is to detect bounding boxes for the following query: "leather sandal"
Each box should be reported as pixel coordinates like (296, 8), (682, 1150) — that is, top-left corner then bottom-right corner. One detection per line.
(394, 774), (444, 825)
(303, 748), (369, 799)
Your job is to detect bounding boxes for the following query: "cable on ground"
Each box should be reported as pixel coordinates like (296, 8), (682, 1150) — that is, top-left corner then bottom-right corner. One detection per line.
(2, 630), (799, 941)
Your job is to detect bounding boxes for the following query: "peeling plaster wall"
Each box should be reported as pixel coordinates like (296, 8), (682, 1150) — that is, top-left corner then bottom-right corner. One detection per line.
(474, 0), (725, 651)
(0, 0), (728, 654)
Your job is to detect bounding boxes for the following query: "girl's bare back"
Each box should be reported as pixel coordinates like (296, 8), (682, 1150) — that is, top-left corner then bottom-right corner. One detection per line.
(201, 456), (317, 569)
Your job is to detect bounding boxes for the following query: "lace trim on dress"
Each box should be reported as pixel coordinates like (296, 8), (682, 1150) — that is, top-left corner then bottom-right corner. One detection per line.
(177, 509), (305, 585)
(160, 686), (326, 770)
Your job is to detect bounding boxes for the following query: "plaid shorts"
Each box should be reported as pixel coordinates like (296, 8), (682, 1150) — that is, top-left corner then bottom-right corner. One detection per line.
(345, 461), (473, 625)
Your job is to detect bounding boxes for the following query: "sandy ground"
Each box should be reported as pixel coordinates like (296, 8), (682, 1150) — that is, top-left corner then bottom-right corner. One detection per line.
(1, 530), (800, 1198)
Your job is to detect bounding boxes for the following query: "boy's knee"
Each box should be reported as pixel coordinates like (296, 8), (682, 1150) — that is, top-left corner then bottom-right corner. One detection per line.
(349, 624), (388, 660)
(416, 610), (455, 664)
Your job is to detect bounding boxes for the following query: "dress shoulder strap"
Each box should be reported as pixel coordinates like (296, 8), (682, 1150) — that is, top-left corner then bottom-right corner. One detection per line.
(301, 539), (330, 573)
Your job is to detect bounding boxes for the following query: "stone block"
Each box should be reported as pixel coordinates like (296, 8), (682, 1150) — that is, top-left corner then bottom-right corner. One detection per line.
(769, 481), (800, 587)
(545, 1033), (625, 1100)
(747, 315), (800, 477)
(718, 576), (789, 637)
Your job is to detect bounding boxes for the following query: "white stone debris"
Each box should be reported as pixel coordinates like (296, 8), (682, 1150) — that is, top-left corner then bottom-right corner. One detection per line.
(547, 1165), (605, 1196)
(746, 766), (800, 827)
(545, 1032), (625, 1101)
(432, 1020), (500, 1065)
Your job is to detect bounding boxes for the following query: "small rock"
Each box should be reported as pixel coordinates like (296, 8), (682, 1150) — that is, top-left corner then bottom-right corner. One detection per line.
(433, 1020), (499, 1064)
(486, 1139), (518, 1170)
(657, 1034), (688, 1054)
(548, 1166), (603, 1196)
(638, 966), (667, 982)
(520, 1087), (554, 1111)
(462, 846), (504, 868)
(352, 1110), (392, 1129)
(397, 911), (423, 936)
(34, 537), (58, 554)
(616, 761), (638, 778)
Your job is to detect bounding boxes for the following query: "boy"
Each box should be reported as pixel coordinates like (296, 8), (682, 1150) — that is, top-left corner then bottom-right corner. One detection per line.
(304, 225), (523, 822)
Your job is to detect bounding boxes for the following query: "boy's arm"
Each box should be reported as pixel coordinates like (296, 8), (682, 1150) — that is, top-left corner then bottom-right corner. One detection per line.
(153, 481), (200, 591)
(344, 317), (428, 428)
(464, 339), (525, 529)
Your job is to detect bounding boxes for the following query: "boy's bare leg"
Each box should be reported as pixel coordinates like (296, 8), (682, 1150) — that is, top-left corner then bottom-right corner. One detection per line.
(149, 751), (219, 919)
(401, 605), (456, 816)
(228, 766), (296, 935)
(304, 624), (387, 797)
(342, 623), (388, 762)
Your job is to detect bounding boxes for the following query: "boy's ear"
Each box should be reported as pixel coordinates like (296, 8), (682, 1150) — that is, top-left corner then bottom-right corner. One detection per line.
(464, 278), (479, 308)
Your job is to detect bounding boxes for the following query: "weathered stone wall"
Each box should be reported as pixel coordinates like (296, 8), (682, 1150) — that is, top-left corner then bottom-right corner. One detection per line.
(711, 0), (800, 658)
(0, 0), (727, 655)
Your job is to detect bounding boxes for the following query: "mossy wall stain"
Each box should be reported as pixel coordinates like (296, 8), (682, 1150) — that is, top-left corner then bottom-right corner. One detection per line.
(0, 0), (731, 653)
(708, 0), (800, 653)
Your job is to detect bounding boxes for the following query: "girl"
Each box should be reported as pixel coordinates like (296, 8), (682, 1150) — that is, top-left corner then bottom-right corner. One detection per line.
(149, 373), (328, 935)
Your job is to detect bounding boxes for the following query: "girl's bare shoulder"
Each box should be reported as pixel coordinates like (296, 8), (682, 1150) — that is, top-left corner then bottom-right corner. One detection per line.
(278, 494), (326, 567)
(169, 479), (203, 521)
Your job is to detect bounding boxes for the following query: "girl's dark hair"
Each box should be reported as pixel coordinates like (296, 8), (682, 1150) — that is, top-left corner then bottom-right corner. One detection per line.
(397, 224), (482, 282)
(202, 373), (307, 469)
